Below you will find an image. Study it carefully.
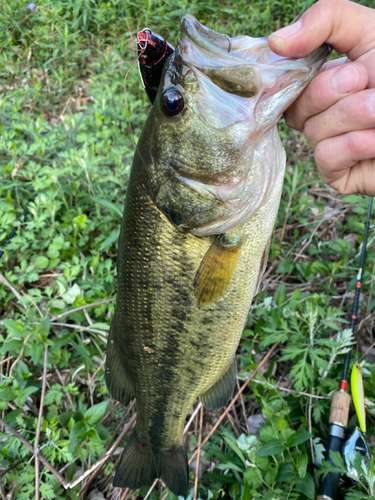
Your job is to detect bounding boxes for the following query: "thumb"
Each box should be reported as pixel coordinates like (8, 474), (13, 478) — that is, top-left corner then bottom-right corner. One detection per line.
(268, 0), (375, 61)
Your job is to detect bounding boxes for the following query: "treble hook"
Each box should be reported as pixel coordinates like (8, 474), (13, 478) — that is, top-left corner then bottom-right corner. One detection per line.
(224, 34), (231, 53)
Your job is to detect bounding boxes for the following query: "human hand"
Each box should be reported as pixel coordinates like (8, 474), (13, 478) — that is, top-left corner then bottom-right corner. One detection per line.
(269, 0), (375, 196)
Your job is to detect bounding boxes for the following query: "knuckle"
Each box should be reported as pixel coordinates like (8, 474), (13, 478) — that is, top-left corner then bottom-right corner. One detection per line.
(301, 84), (316, 115)
(303, 118), (315, 143)
(334, 101), (349, 126)
(344, 133), (362, 156)
(284, 105), (303, 131)
(317, 0), (340, 12)
(314, 142), (327, 167)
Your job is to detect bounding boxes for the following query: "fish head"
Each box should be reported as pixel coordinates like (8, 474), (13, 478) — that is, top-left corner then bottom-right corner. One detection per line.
(142, 15), (331, 234)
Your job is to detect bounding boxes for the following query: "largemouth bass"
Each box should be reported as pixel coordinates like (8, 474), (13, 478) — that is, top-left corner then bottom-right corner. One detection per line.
(105, 15), (330, 496)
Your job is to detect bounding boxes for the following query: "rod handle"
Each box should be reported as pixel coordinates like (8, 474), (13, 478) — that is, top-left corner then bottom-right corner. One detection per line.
(329, 391), (351, 426)
(318, 391), (351, 500)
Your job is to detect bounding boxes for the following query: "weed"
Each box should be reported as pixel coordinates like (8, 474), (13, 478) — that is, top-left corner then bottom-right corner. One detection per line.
(0, 0), (374, 499)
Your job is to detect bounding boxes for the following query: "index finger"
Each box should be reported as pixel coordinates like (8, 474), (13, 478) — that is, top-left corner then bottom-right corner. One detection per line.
(269, 0), (375, 73)
(284, 60), (368, 131)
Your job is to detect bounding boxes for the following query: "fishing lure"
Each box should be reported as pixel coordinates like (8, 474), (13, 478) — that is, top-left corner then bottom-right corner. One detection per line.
(351, 363), (366, 433)
(137, 28), (174, 103)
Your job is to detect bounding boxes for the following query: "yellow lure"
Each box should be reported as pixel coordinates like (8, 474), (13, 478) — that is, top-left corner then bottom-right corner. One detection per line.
(351, 363), (366, 433)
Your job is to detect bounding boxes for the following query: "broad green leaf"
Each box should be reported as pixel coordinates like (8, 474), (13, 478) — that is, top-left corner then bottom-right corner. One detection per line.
(256, 439), (285, 457)
(2, 319), (24, 336)
(50, 299), (66, 310)
(69, 421), (88, 451)
(296, 472), (315, 499)
(241, 481), (252, 500)
(15, 386), (39, 406)
(276, 417), (287, 432)
(277, 462), (297, 482)
(30, 343), (44, 365)
(296, 453), (308, 478)
(276, 259), (294, 274)
(90, 322), (110, 331)
(291, 288), (301, 301)
(100, 229), (120, 251)
(0, 339), (22, 353)
(93, 197), (123, 218)
(59, 410), (83, 426)
(0, 388), (17, 402)
(62, 284), (81, 304)
(84, 401), (108, 425)
(244, 466), (263, 490)
(73, 214), (88, 228)
(223, 436), (246, 464)
(274, 283), (287, 306)
(216, 462), (245, 473)
(34, 256), (49, 270)
(286, 429), (311, 448)
(39, 317), (50, 339)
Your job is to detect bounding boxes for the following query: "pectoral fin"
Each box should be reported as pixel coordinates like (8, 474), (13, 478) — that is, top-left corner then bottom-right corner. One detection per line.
(200, 359), (237, 410)
(193, 234), (241, 309)
(105, 319), (135, 406)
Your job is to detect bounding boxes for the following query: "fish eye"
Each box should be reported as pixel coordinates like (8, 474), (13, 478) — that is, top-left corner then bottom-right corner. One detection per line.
(161, 90), (184, 117)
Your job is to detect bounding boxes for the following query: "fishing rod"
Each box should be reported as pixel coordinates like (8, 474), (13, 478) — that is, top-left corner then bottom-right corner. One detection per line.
(317, 196), (374, 500)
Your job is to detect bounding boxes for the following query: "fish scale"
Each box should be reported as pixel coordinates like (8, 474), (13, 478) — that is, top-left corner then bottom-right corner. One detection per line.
(109, 128), (283, 475)
(106, 15), (331, 496)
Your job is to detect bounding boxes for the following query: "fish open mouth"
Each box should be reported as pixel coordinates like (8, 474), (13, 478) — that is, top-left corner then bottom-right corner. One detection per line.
(179, 14), (331, 101)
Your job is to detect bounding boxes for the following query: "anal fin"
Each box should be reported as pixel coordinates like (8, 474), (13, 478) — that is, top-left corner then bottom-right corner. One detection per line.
(105, 318), (135, 406)
(200, 359), (237, 411)
(193, 233), (241, 309)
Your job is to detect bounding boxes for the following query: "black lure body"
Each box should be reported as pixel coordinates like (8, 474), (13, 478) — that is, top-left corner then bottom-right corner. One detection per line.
(137, 28), (174, 103)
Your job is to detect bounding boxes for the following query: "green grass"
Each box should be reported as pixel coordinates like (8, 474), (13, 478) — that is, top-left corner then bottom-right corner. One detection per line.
(1, 0), (375, 499)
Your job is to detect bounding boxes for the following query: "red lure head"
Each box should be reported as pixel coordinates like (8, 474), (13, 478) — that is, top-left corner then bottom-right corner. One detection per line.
(137, 28), (174, 104)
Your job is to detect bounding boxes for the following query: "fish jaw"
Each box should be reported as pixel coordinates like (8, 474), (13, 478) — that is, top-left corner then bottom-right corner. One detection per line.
(146, 16), (331, 236)
(180, 14), (331, 133)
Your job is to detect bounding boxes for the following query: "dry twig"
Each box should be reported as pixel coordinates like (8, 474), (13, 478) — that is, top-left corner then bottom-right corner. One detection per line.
(194, 405), (204, 500)
(0, 273), (27, 311)
(237, 378), (250, 434)
(119, 488), (130, 500)
(249, 378), (329, 399)
(144, 480), (159, 500)
(9, 333), (32, 378)
(0, 418), (69, 488)
(51, 298), (116, 321)
(35, 344), (49, 500)
(184, 402), (202, 436)
(0, 410), (136, 494)
(189, 344), (279, 465)
(142, 401), (204, 499)
(227, 412), (240, 437)
(77, 413), (136, 495)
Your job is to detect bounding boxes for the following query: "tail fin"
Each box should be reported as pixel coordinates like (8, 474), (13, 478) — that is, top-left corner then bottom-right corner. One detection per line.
(159, 445), (189, 496)
(113, 433), (189, 496)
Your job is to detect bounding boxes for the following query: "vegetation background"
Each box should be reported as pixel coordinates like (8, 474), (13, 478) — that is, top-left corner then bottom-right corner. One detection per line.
(1, 0), (375, 499)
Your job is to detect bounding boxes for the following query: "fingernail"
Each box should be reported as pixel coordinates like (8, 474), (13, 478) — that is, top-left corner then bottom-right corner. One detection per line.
(331, 65), (360, 94)
(366, 93), (375, 114)
(271, 19), (302, 39)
